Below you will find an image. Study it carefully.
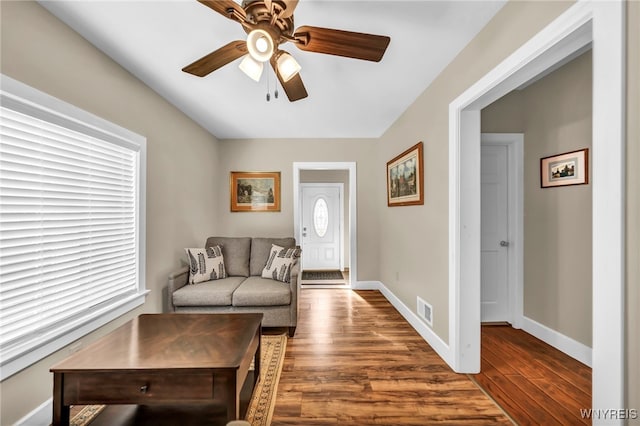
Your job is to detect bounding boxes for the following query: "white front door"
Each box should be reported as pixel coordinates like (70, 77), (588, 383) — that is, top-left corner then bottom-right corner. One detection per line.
(481, 144), (510, 322)
(301, 184), (342, 270)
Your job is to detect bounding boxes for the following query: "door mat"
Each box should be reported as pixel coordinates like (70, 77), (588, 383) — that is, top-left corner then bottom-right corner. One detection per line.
(69, 334), (287, 426)
(301, 270), (344, 281)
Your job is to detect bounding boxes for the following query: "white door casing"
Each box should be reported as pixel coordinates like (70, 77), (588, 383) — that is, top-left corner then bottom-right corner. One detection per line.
(301, 183), (343, 270)
(293, 162), (356, 288)
(448, 2), (625, 419)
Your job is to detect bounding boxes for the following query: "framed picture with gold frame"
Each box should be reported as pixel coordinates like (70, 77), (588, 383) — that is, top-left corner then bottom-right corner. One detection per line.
(387, 142), (424, 207)
(230, 171), (281, 212)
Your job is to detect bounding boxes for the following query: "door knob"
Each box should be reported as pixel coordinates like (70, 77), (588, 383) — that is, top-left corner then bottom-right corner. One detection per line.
(500, 240), (509, 247)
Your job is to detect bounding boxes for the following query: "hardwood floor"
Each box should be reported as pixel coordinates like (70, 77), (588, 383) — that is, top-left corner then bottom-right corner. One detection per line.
(472, 325), (592, 425)
(71, 289), (590, 425)
(272, 289), (511, 424)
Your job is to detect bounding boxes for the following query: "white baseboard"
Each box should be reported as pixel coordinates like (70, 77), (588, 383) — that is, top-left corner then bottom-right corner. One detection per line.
(351, 281), (381, 290)
(15, 397), (51, 426)
(355, 283), (590, 369)
(354, 281), (452, 367)
(521, 315), (592, 367)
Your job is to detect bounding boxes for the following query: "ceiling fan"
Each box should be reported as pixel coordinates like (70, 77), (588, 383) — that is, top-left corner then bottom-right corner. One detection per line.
(182, 0), (391, 102)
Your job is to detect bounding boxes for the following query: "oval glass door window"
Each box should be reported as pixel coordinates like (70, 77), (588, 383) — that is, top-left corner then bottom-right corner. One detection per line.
(313, 198), (329, 238)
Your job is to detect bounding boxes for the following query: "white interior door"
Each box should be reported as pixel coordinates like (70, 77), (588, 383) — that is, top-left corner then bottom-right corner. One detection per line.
(301, 184), (342, 270)
(481, 144), (510, 322)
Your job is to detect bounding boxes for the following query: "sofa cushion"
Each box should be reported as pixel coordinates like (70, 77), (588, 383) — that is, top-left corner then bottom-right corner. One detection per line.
(262, 244), (301, 283)
(250, 237), (296, 276)
(205, 237), (251, 277)
(172, 276), (246, 307)
(185, 246), (226, 284)
(232, 276), (291, 307)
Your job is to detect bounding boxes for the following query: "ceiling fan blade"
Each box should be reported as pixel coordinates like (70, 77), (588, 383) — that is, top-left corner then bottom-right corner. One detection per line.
(197, 0), (246, 22)
(182, 41), (248, 77)
(270, 55), (308, 102)
(294, 26), (390, 62)
(277, 0), (299, 18)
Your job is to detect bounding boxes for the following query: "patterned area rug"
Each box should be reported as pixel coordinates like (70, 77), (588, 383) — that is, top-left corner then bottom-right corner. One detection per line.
(70, 334), (287, 426)
(70, 405), (105, 426)
(302, 270), (343, 280)
(245, 334), (286, 425)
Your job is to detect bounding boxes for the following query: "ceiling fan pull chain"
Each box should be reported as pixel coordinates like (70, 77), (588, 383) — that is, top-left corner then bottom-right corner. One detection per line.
(266, 69), (271, 102)
(273, 68), (279, 99)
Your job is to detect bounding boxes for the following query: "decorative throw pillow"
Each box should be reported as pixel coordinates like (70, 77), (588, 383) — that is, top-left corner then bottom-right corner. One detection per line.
(185, 245), (227, 284)
(262, 244), (301, 283)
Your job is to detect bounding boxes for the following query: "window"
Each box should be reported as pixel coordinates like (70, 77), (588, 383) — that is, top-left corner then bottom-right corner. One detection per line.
(313, 198), (329, 238)
(0, 75), (147, 379)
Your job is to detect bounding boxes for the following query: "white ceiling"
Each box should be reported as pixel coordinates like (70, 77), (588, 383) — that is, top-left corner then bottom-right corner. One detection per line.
(39, 0), (506, 139)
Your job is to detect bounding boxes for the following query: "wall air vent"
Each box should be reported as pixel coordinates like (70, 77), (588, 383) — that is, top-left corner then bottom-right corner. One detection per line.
(417, 296), (433, 327)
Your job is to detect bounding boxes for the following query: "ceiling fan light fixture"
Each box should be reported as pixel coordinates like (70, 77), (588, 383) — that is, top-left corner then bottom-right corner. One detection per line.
(239, 54), (263, 82)
(184, 1), (391, 102)
(246, 29), (274, 62)
(276, 52), (301, 82)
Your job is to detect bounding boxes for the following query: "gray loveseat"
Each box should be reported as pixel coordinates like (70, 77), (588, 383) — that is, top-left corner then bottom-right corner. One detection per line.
(168, 237), (299, 337)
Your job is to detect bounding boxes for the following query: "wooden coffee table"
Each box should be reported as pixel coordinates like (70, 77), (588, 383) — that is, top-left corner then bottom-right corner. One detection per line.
(50, 313), (263, 426)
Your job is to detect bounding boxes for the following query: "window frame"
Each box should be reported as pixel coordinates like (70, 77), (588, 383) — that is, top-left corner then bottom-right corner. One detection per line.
(0, 74), (147, 380)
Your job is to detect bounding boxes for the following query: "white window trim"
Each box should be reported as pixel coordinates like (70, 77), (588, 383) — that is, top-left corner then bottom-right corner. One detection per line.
(0, 74), (148, 380)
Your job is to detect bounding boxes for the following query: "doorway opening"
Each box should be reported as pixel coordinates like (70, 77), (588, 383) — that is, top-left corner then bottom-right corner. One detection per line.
(300, 182), (349, 288)
(480, 134), (523, 327)
(448, 1), (625, 413)
(293, 162), (357, 289)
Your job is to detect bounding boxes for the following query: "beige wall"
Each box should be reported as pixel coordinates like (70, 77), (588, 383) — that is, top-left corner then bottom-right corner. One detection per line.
(626, 0), (640, 416)
(216, 139), (379, 281)
(300, 170), (350, 266)
(480, 90), (524, 132)
(482, 51), (593, 347)
(377, 1), (575, 341)
(1, 0), (639, 421)
(377, 0), (639, 409)
(0, 2), (220, 424)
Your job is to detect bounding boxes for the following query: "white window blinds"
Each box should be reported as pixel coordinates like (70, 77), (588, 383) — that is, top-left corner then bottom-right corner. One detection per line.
(0, 75), (146, 379)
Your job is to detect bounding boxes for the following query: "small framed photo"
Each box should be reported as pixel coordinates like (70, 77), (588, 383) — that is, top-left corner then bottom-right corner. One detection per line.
(540, 149), (589, 188)
(387, 141), (424, 207)
(230, 171), (281, 212)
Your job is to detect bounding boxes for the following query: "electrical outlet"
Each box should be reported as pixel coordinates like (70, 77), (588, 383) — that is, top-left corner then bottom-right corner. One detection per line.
(395, 271), (400, 282)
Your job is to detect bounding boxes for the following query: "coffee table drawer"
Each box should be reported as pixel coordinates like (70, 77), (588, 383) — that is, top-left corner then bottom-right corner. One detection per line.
(64, 372), (214, 404)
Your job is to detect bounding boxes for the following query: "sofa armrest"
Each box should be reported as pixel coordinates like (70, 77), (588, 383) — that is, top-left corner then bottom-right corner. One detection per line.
(289, 263), (301, 325)
(167, 266), (189, 312)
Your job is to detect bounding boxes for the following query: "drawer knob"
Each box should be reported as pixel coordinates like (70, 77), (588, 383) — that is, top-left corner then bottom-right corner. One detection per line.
(140, 385), (148, 394)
